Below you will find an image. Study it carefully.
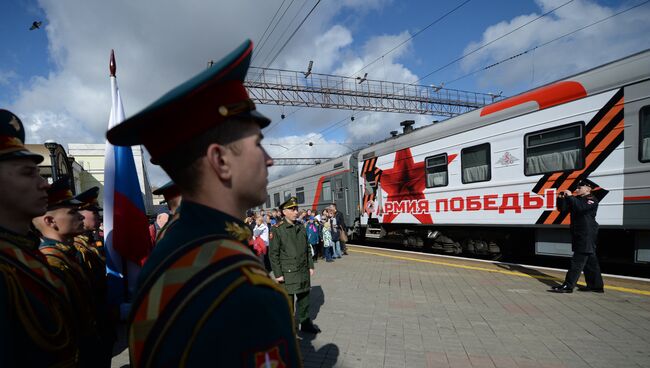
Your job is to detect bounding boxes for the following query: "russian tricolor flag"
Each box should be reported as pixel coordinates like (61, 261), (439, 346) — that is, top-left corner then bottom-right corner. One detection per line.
(104, 50), (153, 309)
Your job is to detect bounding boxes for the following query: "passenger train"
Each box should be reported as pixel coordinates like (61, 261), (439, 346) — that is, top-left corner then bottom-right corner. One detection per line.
(262, 49), (650, 267)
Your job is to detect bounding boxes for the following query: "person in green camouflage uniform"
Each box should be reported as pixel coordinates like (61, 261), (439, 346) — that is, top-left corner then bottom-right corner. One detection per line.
(270, 196), (321, 334)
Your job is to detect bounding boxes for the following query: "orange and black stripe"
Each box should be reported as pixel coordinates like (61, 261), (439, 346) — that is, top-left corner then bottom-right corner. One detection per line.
(534, 89), (623, 225)
(361, 157), (382, 212)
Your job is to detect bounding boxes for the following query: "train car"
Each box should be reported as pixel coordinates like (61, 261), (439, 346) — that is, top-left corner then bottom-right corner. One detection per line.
(264, 154), (360, 227)
(357, 49), (650, 265)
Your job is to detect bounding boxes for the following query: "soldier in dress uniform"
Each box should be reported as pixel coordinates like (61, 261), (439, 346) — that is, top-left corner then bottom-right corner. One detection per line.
(75, 186), (105, 256)
(0, 109), (79, 366)
(74, 186), (114, 368)
(33, 176), (102, 366)
(106, 40), (301, 367)
(550, 179), (605, 293)
(151, 180), (181, 242)
(270, 196), (321, 334)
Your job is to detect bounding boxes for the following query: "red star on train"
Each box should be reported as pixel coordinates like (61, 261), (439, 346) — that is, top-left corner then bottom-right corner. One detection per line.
(379, 148), (433, 224)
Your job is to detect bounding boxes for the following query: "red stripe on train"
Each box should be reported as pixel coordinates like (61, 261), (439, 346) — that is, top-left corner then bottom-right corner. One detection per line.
(480, 81), (587, 117)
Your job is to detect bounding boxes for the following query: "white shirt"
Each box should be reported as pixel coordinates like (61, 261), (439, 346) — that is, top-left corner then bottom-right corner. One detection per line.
(253, 223), (269, 246)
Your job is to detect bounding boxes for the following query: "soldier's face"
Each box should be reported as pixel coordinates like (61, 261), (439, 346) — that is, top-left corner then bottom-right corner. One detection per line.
(49, 207), (85, 236)
(80, 209), (100, 230)
(0, 158), (50, 219)
(576, 185), (591, 196)
(282, 207), (299, 222)
(229, 126), (274, 208)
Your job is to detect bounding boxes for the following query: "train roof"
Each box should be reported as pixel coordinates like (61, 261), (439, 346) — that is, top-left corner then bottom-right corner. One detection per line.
(358, 48), (650, 160)
(268, 152), (356, 188)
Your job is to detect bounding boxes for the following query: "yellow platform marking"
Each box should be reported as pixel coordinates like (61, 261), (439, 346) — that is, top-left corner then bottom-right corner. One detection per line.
(349, 248), (650, 297)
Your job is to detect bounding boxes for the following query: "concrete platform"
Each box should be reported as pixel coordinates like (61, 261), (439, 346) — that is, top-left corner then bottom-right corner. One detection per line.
(112, 244), (650, 367)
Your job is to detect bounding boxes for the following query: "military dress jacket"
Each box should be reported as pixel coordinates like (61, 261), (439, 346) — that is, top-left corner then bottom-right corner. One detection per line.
(0, 227), (78, 367)
(269, 221), (314, 295)
(40, 237), (102, 366)
(130, 201), (302, 368)
(557, 194), (599, 253)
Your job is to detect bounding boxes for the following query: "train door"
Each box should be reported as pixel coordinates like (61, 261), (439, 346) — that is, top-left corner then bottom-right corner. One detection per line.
(623, 80), (650, 263)
(332, 175), (347, 217)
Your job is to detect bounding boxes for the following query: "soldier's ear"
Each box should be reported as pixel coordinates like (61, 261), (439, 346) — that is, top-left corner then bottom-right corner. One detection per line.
(43, 214), (56, 228)
(206, 143), (232, 181)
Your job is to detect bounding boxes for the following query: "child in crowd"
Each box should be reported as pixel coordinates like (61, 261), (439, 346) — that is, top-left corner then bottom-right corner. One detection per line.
(322, 221), (334, 262)
(306, 216), (320, 261)
(253, 215), (270, 270)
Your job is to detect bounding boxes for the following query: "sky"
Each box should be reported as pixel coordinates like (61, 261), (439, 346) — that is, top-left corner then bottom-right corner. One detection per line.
(1, 0), (649, 186)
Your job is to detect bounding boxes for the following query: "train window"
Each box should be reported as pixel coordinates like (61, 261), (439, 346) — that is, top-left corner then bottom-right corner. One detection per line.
(322, 181), (332, 201)
(283, 190), (292, 201)
(266, 195), (271, 208)
(462, 143), (491, 184)
(333, 162), (343, 169)
(525, 122), (584, 175)
(640, 106), (650, 162)
(425, 153), (448, 188)
(362, 152), (375, 160)
(273, 192), (280, 207)
(296, 187), (305, 204)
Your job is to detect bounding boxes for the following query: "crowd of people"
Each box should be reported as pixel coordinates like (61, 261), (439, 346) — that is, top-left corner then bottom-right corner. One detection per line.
(244, 204), (349, 265)
(0, 38), (605, 368)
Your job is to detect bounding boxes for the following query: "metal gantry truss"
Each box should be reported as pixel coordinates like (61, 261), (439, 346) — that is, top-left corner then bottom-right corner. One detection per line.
(245, 67), (501, 117)
(271, 158), (333, 166)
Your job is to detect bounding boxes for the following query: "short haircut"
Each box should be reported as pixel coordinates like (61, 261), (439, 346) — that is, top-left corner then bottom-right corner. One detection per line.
(161, 118), (258, 195)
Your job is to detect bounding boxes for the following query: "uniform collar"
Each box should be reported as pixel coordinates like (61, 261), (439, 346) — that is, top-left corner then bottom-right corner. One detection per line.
(177, 200), (251, 241)
(0, 225), (41, 251)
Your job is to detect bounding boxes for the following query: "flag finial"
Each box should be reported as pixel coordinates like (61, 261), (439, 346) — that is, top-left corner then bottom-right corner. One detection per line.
(110, 49), (116, 77)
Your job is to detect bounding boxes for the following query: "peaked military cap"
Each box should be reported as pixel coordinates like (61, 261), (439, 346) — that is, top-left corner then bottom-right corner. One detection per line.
(152, 180), (180, 201)
(47, 175), (82, 209)
(279, 196), (299, 211)
(0, 109), (44, 163)
(75, 186), (102, 211)
(106, 40), (270, 164)
(577, 178), (597, 189)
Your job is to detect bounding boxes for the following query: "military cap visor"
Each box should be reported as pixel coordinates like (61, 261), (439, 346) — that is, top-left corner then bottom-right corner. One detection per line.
(577, 179), (597, 189)
(106, 40), (270, 163)
(47, 176), (83, 209)
(279, 196), (299, 211)
(75, 186), (103, 211)
(0, 109), (44, 164)
(152, 180), (181, 199)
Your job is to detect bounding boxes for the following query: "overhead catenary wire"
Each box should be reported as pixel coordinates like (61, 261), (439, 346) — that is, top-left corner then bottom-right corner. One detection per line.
(256, 0), (311, 69)
(442, 0), (650, 86)
(299, 0), (645, 141)
(263, 0), (322, 69)
(252, 0), (297, 65)
(265, 0), (472, 133)
(251, 0), (288, 65)
(415, 0), (575, 85)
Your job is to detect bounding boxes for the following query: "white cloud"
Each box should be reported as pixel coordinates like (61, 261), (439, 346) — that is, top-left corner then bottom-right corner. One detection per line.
(6, 0), (401, 187)
(265, 133), (352, 181)
(459, 0), (650, 91)
(0, 70), (18, 86)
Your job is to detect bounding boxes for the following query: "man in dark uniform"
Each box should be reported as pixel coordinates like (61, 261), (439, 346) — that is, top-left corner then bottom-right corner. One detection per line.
(270, 197), (321, 334)
(550, 179), (605, 293)
(76, 186), (105, 255)
(107, 40), (301, 367)
(0, 109), (79, 366)
(75, 186), (114, 368)
(151, 180), (181, 242)
(33, 176), (103, 366)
